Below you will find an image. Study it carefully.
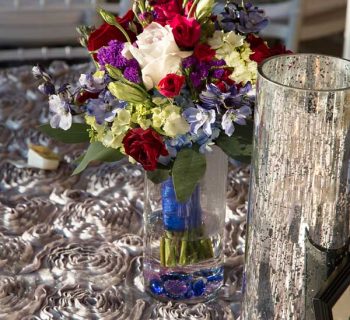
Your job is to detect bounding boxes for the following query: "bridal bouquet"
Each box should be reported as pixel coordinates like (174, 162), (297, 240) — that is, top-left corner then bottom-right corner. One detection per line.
(35, 1), (289, 269)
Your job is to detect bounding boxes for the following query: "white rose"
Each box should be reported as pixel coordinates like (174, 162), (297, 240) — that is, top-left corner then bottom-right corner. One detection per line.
(123, 22), (192, 90)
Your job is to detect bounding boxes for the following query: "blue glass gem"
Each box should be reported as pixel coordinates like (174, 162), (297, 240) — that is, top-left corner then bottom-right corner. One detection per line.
(192, 279), (206, 296)
(185, 289), (194, 299)
(150, 279), (164, 295)
(161, 272), (191, 282)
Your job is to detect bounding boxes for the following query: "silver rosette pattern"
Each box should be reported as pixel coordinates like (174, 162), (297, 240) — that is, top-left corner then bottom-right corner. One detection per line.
(0, 63), (247, 319)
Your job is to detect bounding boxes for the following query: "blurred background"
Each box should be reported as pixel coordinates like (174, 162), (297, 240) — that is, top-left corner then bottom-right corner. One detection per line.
(0, 0), (348, 67)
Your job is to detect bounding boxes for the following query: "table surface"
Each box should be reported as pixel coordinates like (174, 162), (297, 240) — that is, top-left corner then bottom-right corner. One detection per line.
(0, 61), (249, 320)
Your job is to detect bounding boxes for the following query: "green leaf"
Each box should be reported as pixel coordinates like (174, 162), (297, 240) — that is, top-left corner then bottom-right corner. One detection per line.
(73, 141), (124, 175)
(215, 121), (254, 163)
(108, 81), (147, 104)
(39, 123), (90, 144)
(147, 169), (169, 184)
(172, 149), (206, 202)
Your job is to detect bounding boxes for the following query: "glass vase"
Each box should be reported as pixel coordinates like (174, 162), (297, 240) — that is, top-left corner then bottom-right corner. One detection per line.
(243, 54), (350, 319)
(143, 146), (228, 302)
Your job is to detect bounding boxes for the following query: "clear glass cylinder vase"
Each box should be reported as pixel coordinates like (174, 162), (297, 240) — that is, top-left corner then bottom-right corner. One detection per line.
(143, 146), (228, 302)
(243, 54), (350, 319)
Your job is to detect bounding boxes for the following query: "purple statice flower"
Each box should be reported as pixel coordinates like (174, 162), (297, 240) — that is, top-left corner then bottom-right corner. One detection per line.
(48, 94), (72, 130)
(222, 105), (252, 136)
(124, 66), (141, 83)
(79, 73), (106, 93)
(183, 56), (228, 90)
(211, 59), (226, 67)
(86, 91), (127, 124)
(212, 69), (225, 79)
(182, 56), (197, 69)
(221, 2), (268, 34)
(97, 41), (141, 84)
(97, 40), (127, 68)
(183, 106), (216, 137)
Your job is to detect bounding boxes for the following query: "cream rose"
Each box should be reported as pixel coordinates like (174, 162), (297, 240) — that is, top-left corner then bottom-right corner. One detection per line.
(123, 22), (192, 90)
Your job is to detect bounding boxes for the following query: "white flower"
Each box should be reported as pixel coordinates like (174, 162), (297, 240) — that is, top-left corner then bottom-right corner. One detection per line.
(208, 30), (244, 51)
(48, 95), (72, 130)
(123, 22), (192, 90)
(163, 113), (189, 137)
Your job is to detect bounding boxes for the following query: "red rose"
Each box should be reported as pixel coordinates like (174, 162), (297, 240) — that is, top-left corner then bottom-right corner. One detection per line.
(247, 34), (292, 63)
(122, 128), (169, 171)
(87, 10), (137, 55)
(194, 43), (215, 62)
(153, 0), (182, 25)
(158, 74), (185, 98)
(169, 14), (201, 49)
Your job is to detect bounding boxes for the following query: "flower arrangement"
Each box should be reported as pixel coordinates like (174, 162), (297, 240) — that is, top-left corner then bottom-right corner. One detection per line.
(34, 1), (289, 271)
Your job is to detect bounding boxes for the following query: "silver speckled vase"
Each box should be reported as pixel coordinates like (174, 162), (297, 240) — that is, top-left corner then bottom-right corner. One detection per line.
(243, 54), (350, 319)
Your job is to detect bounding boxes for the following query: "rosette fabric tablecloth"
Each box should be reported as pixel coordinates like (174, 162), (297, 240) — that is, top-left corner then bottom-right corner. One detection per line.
(0, 62), (248, 320)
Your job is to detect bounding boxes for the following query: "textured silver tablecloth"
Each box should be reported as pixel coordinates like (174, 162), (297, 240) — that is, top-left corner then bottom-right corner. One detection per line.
(0, 61), (249, 320)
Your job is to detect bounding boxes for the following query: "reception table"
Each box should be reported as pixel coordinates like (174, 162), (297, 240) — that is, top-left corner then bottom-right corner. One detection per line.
(0, 61), (248, 319)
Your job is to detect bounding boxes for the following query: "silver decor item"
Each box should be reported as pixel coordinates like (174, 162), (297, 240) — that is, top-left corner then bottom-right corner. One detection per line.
(243, 54), (350, 319)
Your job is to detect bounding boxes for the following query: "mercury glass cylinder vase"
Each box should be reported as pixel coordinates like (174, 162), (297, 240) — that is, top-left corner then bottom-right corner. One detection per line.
(143, 146), (228, 302)
(243, 54), (350, 319)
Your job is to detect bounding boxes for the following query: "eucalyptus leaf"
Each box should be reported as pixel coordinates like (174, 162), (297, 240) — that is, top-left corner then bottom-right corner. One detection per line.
(73, 142), (124, 175)
(216, 121), (254, 163)
(147, 169), (170, 184)
(39, 123), (90, 144)
(172, 149), (206, 202)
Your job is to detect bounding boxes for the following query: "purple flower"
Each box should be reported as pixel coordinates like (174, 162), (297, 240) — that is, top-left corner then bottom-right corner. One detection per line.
(212, 69), (225, 79)
(182, 56), (197, 69)
(79, 73), (106, 93)
(200, 82), (254, 111)
(97, 40), (127, 68)
(221, 2), (268, 34)
(210, 59), (226, 67)
(221, 105), (252, 136)
(182, 106), (216, 137)
(123, 66), (141, 83)
(38, 82), (55, 95)
(48, 94), (72, 130)
(199, 84), (231, 110)
(87, 91), (127, 124)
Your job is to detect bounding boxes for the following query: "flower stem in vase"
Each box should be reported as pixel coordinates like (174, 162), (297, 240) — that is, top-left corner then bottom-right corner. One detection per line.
(160, 178), (213, 267)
